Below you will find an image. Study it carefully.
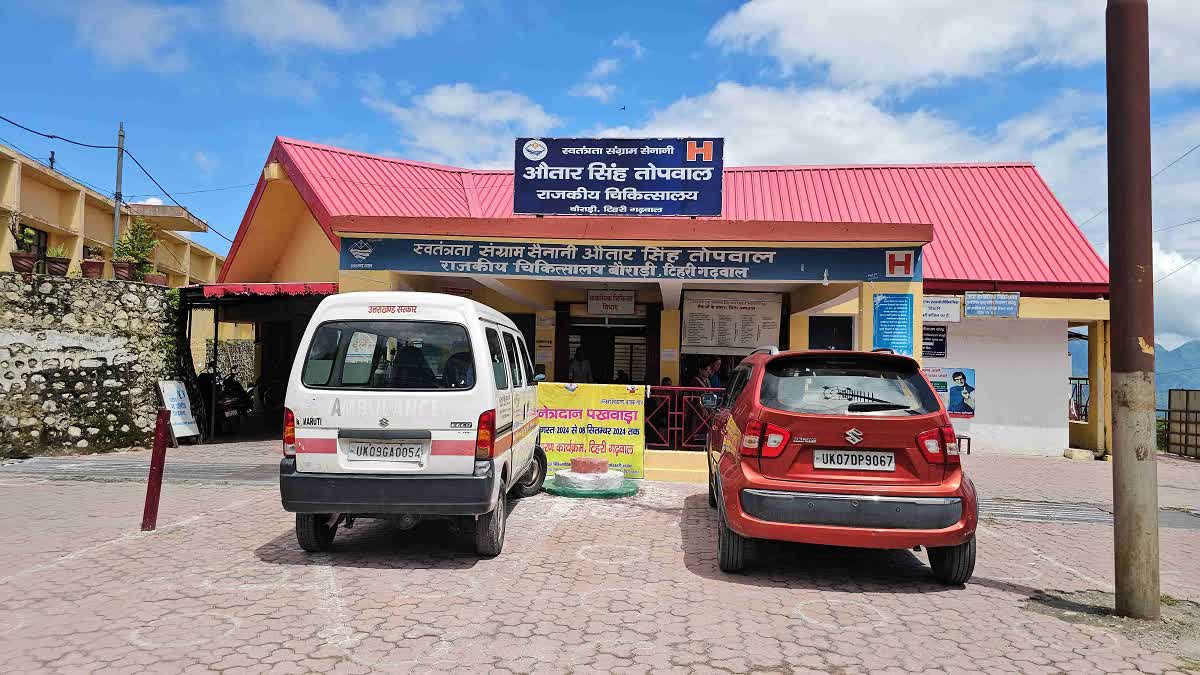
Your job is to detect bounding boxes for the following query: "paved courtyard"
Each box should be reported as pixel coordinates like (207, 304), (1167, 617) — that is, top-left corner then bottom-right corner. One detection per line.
(1, 446), (1198, 674)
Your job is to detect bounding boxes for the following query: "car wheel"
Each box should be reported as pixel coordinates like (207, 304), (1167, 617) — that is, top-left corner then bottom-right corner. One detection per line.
(929, 536), (976, 585)
(717, 504), (745, 573)
(296, 513), (337, 552)
(707, 459), (717, 508)
(512, 446), (548, 498)
(474, 494), (507, 557)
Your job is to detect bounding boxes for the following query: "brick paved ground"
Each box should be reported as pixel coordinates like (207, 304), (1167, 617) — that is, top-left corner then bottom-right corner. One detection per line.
(2, 447), (1198, 674)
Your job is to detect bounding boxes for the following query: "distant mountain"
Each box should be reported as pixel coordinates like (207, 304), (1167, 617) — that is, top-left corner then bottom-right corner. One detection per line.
(1070, 338), (1200, 408)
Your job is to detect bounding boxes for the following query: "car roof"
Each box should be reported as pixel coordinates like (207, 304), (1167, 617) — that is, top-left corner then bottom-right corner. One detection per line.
(313, 291), (518, 329)
(739, 349), (922, 368)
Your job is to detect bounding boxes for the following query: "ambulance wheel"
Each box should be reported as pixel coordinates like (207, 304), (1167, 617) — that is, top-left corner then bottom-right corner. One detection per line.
(512, 447), (548, 498)
(296, 513), (337, 552)
(474, 495), (507, 557)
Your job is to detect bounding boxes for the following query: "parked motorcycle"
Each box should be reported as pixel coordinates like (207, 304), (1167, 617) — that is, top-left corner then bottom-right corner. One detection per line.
(197, 372), (255, 435)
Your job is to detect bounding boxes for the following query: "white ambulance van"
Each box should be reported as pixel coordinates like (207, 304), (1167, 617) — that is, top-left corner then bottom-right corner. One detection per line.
(280, 292), (546, 556)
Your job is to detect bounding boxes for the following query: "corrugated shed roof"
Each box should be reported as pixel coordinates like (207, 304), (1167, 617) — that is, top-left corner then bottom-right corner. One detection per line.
(255, 136), (1108, 287)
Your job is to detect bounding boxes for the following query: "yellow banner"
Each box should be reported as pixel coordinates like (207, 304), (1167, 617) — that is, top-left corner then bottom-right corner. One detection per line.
(536, 383), (645, 478)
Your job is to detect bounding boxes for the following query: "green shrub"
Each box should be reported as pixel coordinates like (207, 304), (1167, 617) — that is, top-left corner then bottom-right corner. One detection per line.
(113, 216), (158, 280)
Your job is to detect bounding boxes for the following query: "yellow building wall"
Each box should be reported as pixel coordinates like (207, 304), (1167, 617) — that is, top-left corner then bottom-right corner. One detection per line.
(660, 309), (681, 383)
(20, 176), (60, 225)
(270, 210), (339, 282)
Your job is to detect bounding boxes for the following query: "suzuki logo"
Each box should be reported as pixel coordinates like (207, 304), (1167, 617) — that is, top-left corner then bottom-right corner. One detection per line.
(845, 428), (863, 445)
(379, 418), (389, 428)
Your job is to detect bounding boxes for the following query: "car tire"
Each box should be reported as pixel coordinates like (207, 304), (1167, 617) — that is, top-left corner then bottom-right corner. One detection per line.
(296, 513), (337, 552)
(707, 461), (717, 508)
(474, 494), (507, 557)
(512, 446), (548, 498)
(929, 536), (976, 585)
(717, 504), (745, 573)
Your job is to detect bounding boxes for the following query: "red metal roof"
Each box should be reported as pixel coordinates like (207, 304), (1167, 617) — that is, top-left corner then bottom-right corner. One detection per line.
(222, 136), (1108, 291)
(196, 282), (339, 298)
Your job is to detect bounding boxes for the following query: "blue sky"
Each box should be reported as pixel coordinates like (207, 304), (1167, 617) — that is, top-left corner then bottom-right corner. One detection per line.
(2, 1), (1199, 343)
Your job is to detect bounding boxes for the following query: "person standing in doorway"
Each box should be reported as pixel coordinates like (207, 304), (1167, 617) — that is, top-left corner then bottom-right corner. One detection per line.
(568, 347), (593, 384)
(689, 357), (715, 388)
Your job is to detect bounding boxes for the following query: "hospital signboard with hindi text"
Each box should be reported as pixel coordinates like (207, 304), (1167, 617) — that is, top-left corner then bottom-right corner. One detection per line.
(513, 137), (724, 216)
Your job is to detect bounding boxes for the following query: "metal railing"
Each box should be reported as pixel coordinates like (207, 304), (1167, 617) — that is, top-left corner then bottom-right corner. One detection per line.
(646, 386), (721, 451)
(1069, 377), (1090, 422)
(1158, 390), (1200, 458)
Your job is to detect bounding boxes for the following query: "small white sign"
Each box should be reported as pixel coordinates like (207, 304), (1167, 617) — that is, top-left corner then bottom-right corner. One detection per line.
(661, 348), (679, 362)
(158, 380), (199, 439)
(587, 289), (636, 315)
(923, 295), (962, 323)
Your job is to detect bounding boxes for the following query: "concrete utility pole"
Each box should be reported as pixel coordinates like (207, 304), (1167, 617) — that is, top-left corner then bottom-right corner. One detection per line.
(1106, 0), (1160, 620)
(112, 122), (125, 247)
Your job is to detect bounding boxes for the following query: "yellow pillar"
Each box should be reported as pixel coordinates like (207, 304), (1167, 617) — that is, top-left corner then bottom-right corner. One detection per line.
(1091, 320), (1112, 454)
(789, 313), (809, 350)
(660, 309), (680, 384)
(858, 280), (923, 362)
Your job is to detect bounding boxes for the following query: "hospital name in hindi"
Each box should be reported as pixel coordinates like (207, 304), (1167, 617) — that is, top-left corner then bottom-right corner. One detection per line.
(523, 162), (714, 182)
(561, 145), (674, 156)
(535, 187), (701, 201)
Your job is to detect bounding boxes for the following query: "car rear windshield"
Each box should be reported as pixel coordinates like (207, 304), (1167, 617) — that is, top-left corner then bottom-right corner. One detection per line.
(301, 320), (474, 390)
(760, 355), (941, 416)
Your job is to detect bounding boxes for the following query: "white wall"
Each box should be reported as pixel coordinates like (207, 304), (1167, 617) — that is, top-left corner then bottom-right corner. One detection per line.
(924, 317), (1069, 456)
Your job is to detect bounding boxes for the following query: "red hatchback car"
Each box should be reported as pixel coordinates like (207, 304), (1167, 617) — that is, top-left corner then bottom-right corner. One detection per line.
(704, 348), (977, 584)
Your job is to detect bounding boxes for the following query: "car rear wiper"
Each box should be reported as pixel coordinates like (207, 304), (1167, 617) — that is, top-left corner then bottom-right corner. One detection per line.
(846, 402), (911, 412)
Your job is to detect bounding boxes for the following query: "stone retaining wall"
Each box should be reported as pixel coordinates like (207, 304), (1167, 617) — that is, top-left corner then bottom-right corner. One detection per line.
(0, 272), (176, 457)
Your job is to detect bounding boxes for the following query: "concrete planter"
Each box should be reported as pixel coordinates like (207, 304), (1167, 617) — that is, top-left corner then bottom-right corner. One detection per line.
(9, 251), (36, 273)
(45, 256), (70, 276)
(81, 259), (105, 278)
(111, 261), (134, 280)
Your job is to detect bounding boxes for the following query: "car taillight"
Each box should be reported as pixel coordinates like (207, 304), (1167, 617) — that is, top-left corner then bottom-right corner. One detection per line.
(941, 425), (961, 464)
(740, 419), (790, 458)
(475, 409), (496, 460)
(740, 418), (764, 456)
(915, 425), (959, 464)
(282, 407), (296, 457)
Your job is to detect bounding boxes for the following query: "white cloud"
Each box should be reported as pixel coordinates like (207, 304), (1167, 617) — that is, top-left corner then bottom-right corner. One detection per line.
(569, 82), (618, 103)
(589, 58), (621, 80)
(709, 0), (1200, 90)
(600, 81), (1200, 341)
(250, 62), (336, 103)
(1154, 242), (1200, 348)
(222, 0), (460, 51)
(68, 0), (202, 72)
(613, 34), (645, 60)
(133, 197), (164, 206)
(362, 83), (560, 167)
(193, 151), (218, 174)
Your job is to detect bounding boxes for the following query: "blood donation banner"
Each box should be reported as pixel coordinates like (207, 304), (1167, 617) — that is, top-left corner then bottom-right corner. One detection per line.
(536, 383), (646, 478)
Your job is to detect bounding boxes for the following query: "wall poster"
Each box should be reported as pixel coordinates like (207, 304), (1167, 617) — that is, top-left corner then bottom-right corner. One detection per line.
(680, 291), (782, 355)
(537, 383), (645, 478)
(923, 367), (976, 417)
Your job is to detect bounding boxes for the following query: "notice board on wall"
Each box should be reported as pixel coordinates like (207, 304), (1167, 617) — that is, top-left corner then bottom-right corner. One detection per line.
(872, 293), (914, 357)
(681, 291), (782, 355)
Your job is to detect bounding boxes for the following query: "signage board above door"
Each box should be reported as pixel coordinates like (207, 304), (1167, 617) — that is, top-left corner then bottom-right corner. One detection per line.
(513, 137), (724, 216)
(340, 237), (921, 282)
(587, 289), (636, 315)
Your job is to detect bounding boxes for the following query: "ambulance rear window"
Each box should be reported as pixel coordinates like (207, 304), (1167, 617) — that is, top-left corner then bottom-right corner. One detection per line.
(301, 320), (474, 390)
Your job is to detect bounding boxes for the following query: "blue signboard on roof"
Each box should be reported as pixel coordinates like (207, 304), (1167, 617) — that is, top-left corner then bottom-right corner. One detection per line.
(964, 291), (1020, 317)
(513, 137), (724, 217)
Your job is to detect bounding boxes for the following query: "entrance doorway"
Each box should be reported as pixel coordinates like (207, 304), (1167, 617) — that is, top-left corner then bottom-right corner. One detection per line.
(809, 316), (854, 350)
(558, 303), (659, 385)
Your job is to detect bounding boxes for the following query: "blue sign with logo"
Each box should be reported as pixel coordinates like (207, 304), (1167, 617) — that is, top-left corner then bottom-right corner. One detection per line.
(513, 137), (724, 217)
(341, 237), (921, 283)
(964, 291), (1020, 317)
(873, 293), (914, 357)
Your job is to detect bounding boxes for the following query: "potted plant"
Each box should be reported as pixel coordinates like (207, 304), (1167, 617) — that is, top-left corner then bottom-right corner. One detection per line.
(81, 251), (105, 279)
(112, 216), (158, 282)
(44, 244), (70, 276)
(9, 224), (37, 273)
